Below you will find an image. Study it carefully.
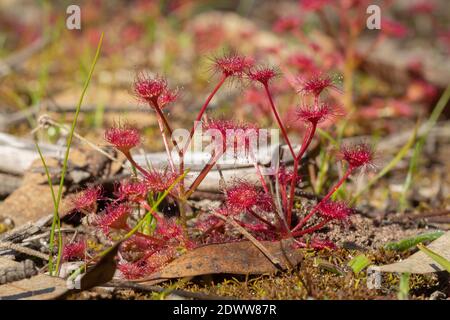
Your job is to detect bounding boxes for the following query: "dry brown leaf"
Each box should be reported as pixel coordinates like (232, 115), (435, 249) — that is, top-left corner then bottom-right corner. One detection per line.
(78, 241), (122, 291)
(135, 239), (302, 282)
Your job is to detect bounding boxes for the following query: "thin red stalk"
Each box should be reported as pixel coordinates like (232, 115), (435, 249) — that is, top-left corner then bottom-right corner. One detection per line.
(179, 75), (227, 196)
(124, 151), (150, 178)
(292, 218), (331, 237)
(286, 158), (299, 227)
(153, 101), (185, 193)
(187, 74), (227, 147)
(185, 151), (223, 198)
(286, 123), (317, 226)
(156, 117), (176, 173)
(250, 153), (270, 194)
(247, 208), (276, 229)
(123, 225), (165, 246)
(200, 220), (225, 239)
(234, 219), (278, 237)
(254, 163), (270, 194)
(154, 104), (182, 156)
(280, 184), (288, 212)
(292, 167), (353, 233)
(263, 84), (295, 158)
(250, 154), (287, 234)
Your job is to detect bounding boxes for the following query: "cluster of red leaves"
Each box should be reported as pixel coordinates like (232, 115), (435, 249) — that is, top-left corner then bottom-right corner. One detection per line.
(296, 74), (337, 97)
(72, 186), (102, 212)
(117, 217), (194, 279)
(134, 73), (178, 108)
(62, 240), (86, 261)
(203, 119), (260, 156)
(296, 103), (336, 125)
(104, 125), (141, 154)
(212, 53), (254, 77)
(225, 181), (273, 213)
(67, 168), (188, 279)
(338, 143), (375, 170)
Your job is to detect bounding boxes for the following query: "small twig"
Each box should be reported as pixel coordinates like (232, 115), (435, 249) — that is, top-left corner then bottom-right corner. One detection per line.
(212, 212), (282, 269)
(0, 241), (50, 261)
(38, 115), (123, 166)
(21, 228), (83, 243)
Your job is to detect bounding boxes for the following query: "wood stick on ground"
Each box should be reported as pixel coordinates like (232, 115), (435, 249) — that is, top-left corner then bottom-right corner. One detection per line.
(0, 241), (50, 261)
(212, 212), (282, 269)
(38, 115), (123, 166)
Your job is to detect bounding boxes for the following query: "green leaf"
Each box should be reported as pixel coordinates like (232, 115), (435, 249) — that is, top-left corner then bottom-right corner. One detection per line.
(347, 254), (371, 274)
(397, 273), (410, 300)
(399, 84), (450, 212)
(351, 123), (418, 204)
(314, 258), (344, 275)
(38, 33), (103, 276)
(417, 243), (450, 272)
(384, 231), (444, 251)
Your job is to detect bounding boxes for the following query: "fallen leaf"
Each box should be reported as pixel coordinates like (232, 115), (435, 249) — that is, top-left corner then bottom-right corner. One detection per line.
(417, 243), (450, 273)
(370, 231), (450, 274)
(136, 239), (302, 282)
(77, 241), (122, 291)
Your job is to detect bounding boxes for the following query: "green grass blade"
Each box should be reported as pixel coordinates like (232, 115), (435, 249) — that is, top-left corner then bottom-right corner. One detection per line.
(397, 273), (410, 300)
(317, 128), (338, 146)
(351, 124), (418, 204)
(399, 85), (450, 212)
(398, 141), (421, 212)
(47, 33), (103, 275)
(347, 254), (371, 274)
(35, 142), (59, 273)
(417, 243), (450, 272)
(124, 170), (188, 239)
(384, 231), (444, 251)
(420, 84), (450, 138)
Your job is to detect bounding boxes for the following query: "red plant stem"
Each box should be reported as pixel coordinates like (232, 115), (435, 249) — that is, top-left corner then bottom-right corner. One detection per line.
(292, 167), (353, 233)
(314, 95), (319, 108)
(254, 163), (270, 194)
(152, 101), (185, 194)
(154, 105), (182, 156)
(251, 154), (287, 234)
(180, 75), (227, 196)
(123, 224), (165, 246)
(199, 220), (226, 241)
(187, 74), (227, 146)
(263, 83), (295, 158)
(292, 218), (331, 237)
(185, 151), (223, 199)
(280, 184), (288, 212)
(286, 123), (317, 227)
(250, 153), (270, 194)
(247, 208), (276, 229)
(286, 158), (299, 227)
(123, 151), (150, 178)
(156, 116), (176, 173)
(234, 219), (278, 237)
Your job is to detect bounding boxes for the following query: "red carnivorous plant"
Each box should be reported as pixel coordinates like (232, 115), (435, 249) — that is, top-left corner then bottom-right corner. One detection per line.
(69, 52), (375, 279)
